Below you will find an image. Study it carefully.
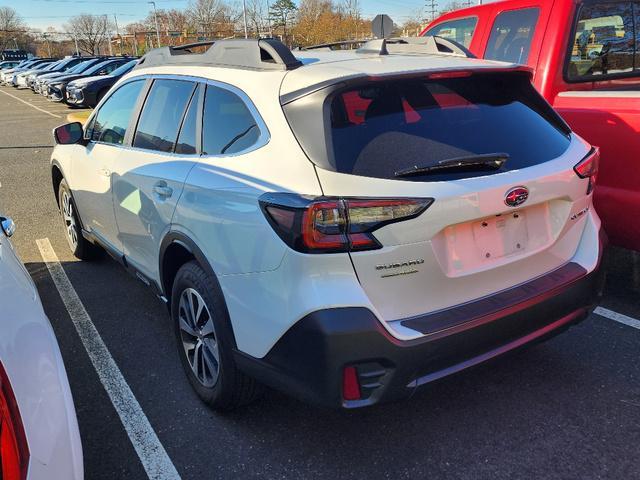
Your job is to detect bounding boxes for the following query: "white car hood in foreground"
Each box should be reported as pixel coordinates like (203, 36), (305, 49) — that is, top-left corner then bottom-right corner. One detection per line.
(0, 235), (83, 480)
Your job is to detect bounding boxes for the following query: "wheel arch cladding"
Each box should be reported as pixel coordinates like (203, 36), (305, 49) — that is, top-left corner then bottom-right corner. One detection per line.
(51, 163), (63, 207)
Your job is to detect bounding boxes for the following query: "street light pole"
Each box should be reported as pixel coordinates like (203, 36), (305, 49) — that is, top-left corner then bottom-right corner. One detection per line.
(114, 14), (122, 55)
(148, 1), (161, 48)
(242, 0), (248, 38)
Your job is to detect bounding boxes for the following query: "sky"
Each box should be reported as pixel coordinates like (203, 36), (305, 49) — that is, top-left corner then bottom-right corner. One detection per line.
(1, 0), (444, 32)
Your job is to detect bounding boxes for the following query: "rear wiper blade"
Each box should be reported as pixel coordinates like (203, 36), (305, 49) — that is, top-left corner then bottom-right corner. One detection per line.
(394, 153), (509, 178)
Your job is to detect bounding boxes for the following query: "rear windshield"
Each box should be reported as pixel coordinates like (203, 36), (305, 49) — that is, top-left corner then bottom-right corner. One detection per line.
(284, 72), (571, 181)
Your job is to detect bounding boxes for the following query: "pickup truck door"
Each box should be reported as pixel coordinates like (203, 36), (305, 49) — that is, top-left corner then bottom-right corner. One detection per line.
(71, 79), (147, 253)
(111, 79), (200, 283)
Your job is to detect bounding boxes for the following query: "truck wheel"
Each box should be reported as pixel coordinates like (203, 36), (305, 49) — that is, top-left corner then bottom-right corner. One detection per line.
(58, 179), (100, 260)
(171, 261), (261, 410)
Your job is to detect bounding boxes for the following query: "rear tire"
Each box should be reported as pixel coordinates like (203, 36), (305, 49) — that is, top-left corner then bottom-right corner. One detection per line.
(171, 261), (261, 410)
(58, 179), (100, 260)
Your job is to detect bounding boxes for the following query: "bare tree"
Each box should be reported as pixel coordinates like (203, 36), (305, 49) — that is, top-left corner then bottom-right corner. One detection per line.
(244, 0), (268, 36)
(65, 14), (113, 55)
(187, 0), (228, 37)
(0, 7), (26, 52)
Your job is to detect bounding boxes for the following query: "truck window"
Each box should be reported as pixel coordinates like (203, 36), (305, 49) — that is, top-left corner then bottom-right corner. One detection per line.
(566, 2), (635, 81)
(424, 17), (478, 48)
(485, 8), (540, 64)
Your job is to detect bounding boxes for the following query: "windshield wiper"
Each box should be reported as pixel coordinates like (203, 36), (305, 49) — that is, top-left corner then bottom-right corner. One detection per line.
(394, 153), (509, 178)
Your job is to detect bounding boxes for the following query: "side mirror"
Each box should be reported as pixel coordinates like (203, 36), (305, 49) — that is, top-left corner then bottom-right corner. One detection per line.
(53, 122), (85, 145)
(1, 217), (16, 237)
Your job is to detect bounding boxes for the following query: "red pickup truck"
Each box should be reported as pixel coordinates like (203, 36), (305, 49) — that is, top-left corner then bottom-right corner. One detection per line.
(422, 0), (640, 252)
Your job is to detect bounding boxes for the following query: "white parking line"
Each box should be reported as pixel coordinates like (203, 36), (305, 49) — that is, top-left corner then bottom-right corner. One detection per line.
(36, 238), (181, 480)
(0, 89), (61, 118)
(594, 306), (640, 330)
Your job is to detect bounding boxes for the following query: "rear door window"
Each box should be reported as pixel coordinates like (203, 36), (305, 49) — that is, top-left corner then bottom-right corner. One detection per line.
(325, 73), (571, 182)
(133, 79), (196, 153)
(424, 17), (478, 47)
(201, 85), (260, 155)
(485, 8), (540, 64)
(175, 86), (200, 155)
(567, 2), (635, 80)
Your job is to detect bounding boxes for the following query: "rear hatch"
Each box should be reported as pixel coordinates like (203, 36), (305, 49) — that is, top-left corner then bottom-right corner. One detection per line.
(281, 69), (596, 324)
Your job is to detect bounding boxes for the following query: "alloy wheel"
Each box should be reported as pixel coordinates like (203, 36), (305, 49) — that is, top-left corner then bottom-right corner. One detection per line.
(178, 288), (220, 388)
(61, 190), (78, 250)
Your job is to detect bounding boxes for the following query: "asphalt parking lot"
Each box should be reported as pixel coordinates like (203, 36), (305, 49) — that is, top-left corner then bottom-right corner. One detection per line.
(1, 84), (639, 480)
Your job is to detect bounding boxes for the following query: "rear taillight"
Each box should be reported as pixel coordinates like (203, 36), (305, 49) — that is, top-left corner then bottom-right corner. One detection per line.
(260, 193), (433, 253)
(574, 147), (599, 194)
(0, 363), (29, 480)
(574, 147), (599, 178)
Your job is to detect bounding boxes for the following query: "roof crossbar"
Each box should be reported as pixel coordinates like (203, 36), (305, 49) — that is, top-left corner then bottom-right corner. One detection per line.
(299, 40), (367, 51)
(134, 38), (302, 71)
(355, 36), (475, 58)
(171, 40), (216, 52)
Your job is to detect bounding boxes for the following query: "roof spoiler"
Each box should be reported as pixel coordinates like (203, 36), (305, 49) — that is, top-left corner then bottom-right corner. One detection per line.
(134, 38), (302, 71)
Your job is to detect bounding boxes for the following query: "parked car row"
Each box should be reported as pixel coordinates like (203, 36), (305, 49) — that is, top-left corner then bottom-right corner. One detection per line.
(0, 56), (138, 108)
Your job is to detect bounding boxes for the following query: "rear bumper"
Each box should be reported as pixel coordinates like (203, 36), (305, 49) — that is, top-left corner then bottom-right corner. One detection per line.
(236, 231), (607, 409)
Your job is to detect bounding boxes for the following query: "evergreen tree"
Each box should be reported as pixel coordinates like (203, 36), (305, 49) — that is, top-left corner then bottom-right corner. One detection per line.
(269, 0), (297, 42)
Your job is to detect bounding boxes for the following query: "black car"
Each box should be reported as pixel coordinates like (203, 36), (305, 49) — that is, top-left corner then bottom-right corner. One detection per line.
(44, 58), (132, 102)
(65, 59), (138, 108)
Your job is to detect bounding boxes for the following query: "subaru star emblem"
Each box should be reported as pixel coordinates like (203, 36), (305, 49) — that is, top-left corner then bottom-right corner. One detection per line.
(504, 186), (529, 207)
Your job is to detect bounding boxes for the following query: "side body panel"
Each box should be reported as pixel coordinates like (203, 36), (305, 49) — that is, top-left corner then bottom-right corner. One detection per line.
(112, 148), (197, 281)
(0, 235), (83, 480)
(69, 143), (123, 253)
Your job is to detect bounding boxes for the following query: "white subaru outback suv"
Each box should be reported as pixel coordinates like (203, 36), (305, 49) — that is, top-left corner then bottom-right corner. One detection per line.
(50, 38), (605, 409)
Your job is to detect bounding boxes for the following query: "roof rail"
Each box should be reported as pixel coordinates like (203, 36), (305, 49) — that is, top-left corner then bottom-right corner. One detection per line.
(299, 40), (368, 51)
(355, 36), (475, 58)
(134, 38), (302, 71)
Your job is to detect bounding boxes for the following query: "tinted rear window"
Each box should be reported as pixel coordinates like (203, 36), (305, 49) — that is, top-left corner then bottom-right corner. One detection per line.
(323, 73), (570, 181)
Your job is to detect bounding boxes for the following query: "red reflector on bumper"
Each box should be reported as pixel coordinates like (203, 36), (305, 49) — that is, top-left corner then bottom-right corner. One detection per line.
(342, 366), (361, 401)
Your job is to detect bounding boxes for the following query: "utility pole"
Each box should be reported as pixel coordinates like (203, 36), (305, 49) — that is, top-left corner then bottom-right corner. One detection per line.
(148, 1), (161, 48)
(114, 14), (122, 55)
(73, 34), (79, 56)
(266, 0), (272, 37)
(426, 0), (438, 22)
(43, 33), (51, 57)
(242, 0), (248, 38)
(133, 31), (138, 56)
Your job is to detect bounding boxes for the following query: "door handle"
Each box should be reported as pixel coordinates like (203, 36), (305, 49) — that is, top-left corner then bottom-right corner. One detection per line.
(153, 183), (173, 198)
